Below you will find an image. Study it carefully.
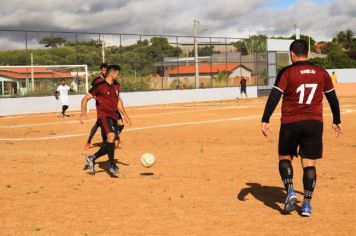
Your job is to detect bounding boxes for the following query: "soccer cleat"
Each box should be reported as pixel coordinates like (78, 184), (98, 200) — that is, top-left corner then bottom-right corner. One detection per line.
(301, 203), (312, 217)
(284, 190), (297, 213)
(86, 156), (95, 174)
(109, 164), (119, 175)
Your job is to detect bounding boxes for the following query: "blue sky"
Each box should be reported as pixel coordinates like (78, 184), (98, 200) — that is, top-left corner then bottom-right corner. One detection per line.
(267, 0), (333, 8)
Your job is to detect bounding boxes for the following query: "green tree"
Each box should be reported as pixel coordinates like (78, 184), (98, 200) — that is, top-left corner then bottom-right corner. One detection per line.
(310, 51), (356, 68)
(39, 37), (67, 47)
(321, 42), (343, 54)
(332, 29), (355, 51)
(232, 35), (267, 55)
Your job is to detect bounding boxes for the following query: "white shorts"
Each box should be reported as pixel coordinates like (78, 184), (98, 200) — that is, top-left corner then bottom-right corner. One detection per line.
(60, 97), (69, 106)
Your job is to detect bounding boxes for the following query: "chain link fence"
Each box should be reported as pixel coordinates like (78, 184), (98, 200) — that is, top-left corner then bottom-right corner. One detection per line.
(0, 30), (268, 97)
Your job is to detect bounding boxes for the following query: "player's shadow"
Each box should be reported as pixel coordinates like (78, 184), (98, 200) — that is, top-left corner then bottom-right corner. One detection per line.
(83, 159), (129, 178)
(237, 182), (303, 214)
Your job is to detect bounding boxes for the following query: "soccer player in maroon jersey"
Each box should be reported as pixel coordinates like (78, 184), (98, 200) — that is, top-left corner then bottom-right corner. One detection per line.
(80, 65), (122, 175)
(84, 63), (109, 150)
(261, 39), (342, 216)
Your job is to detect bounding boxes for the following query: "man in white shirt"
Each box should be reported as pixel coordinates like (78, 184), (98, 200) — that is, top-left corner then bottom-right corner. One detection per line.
(55, 79), (71, 118)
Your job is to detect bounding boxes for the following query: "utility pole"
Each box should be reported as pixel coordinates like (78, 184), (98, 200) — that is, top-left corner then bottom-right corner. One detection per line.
(99, 34), (105, 63)
(31, 53), (34, 91)
(294, 24), (300, 39)
(101, 40), (106, 63)
(194, 20), (199, 89)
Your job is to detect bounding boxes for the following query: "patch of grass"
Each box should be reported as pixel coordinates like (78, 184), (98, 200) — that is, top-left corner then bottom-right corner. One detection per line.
(33, 227), (41, 232)
(6, 184), (12, 188)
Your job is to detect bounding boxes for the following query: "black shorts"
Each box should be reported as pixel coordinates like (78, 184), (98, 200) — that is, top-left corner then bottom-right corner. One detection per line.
(97, 116), (119, 135)
(116, 111), (122, 120)
(279, 120), (323, 159)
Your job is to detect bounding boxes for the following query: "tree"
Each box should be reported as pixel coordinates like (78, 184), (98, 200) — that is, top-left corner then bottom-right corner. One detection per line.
(232, 35), (267, 55)
(39, 37), (67, 47)
(310, 51), (356, 69)
(332, 29), (355, 51)
(188, 45), (215, 57)
(321, 42), (343, 54)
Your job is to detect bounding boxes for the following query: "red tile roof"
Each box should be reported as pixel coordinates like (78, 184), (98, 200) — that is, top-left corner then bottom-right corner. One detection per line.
(0, 67), (74, 79)
(168, 63), (250, 76)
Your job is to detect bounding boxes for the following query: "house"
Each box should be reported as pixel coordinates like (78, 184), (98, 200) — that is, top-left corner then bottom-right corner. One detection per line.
(167, 63), (252, 88)
(0, 67), (74, 96)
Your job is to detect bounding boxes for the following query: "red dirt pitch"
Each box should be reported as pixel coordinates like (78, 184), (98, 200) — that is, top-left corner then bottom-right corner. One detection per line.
(0, 96), (356, 235)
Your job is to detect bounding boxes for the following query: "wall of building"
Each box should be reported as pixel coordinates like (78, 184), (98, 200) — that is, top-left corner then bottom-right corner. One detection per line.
(229, 67), (252, 78)
(0, 86), (258, 116)
(326, 69), (356, 83)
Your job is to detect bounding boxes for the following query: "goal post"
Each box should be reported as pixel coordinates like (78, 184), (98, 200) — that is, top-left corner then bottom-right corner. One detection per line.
(0, 64), (89, 97)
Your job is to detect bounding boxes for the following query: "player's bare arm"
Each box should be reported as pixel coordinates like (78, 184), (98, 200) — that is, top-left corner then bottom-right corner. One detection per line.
(80, 93), (93, 124)
(118, 97), (132, 126)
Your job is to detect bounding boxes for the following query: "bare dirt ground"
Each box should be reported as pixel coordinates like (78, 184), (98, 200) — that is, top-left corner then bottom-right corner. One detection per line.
(0, 96), (355, 235)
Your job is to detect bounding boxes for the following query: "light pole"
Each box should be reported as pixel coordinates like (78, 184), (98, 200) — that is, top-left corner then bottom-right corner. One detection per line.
(194, 20), (199, 89)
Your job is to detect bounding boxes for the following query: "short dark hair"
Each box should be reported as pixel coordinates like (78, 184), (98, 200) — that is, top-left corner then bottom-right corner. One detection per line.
(106, 65), (121, 75)
(100, 63), (109, 69)
(290, 39), (308, 57)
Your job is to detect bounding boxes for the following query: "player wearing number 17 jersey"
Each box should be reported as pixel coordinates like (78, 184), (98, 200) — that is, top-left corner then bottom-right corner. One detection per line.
(261, 39), (342, 217)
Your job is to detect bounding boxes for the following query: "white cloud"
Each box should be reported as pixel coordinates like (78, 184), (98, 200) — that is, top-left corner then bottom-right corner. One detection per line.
(0, 0), (355, 43)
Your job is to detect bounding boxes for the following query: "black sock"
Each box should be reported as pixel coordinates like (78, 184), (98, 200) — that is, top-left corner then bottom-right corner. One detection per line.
(62, 105), (69, 115)
(93, 142), (111, 161)
(279, 160), (294, 193)
(303, 166), (317, 204)
(118, 125), (124, 134)
(117, 125), (124, 140)
(107, 142), (115, 166)
(87, 122), (99, 144)
(101, 128), (107, 143)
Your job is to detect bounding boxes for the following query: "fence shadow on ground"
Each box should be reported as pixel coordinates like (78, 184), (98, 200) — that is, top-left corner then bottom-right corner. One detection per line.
(237, 182), (303, 214)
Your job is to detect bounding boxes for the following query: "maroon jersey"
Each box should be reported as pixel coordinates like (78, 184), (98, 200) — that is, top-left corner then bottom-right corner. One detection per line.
(89, 80), (120, 119)
(91, 75), (105, 87)
(240, 78), (247, 88)
(274, 61), (334, 124)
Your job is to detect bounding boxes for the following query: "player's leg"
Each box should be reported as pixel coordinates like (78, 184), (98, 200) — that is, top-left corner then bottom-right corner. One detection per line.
(278, 123), (299, 213)
(86, 117), (117, 174)
(61, 102), (69, 117)
(85, 121), (100, 149)
(61, 105), (66, 117)
(299, 120), (323, 217)
(115, 119), (124, 149)
(115, 112), (124, 148)
(106, 117), (119, 174)
(301, 158), (317, 217)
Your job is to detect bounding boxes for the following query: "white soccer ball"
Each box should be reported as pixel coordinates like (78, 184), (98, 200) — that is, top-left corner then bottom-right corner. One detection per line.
(141, 153), (156, 168)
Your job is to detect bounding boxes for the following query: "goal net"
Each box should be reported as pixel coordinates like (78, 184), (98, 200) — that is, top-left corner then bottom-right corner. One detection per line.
(0, 65), (88, 97)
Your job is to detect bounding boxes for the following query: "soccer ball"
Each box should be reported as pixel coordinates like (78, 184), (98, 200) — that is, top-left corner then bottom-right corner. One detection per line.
(141, 153), (155, 168)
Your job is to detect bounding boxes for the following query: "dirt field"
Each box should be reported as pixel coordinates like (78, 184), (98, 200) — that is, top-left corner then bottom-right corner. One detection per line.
(0, 96), (356, 235)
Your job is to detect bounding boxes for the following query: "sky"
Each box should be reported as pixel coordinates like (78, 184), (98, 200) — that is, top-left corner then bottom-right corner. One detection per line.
(0, 0), (355, 47)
